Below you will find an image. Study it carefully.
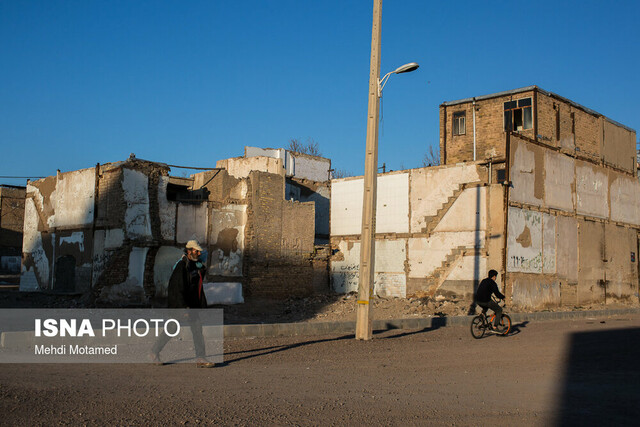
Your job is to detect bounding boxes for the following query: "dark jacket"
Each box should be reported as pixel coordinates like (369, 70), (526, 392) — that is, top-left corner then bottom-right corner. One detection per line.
(475, 277), (505, 303)
(167, 255), (207, 308)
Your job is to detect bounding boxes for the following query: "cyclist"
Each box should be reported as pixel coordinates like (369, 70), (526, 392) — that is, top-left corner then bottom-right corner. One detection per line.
(474, 269), (506, 333)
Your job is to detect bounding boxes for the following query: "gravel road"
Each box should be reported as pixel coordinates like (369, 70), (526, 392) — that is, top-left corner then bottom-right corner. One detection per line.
(1, 314), (639, 426)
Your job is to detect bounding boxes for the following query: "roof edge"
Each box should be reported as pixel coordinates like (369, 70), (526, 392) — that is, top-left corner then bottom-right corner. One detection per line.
(440, 86), (636, 133)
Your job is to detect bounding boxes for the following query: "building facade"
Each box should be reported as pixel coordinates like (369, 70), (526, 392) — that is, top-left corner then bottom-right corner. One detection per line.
(20, 149), (331, 305)
(331, 86), (639, 309)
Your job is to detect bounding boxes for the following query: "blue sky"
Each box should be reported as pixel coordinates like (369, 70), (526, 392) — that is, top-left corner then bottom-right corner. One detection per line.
(1, 0), (639, 183)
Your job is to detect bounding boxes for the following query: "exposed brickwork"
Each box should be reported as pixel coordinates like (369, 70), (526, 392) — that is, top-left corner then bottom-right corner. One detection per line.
(443, 88), (636, 174)
(0, 186), (25, 252)
(440, 90), (536, 164)
(243, 171), (318, 299)
(96, 166), (125, 229)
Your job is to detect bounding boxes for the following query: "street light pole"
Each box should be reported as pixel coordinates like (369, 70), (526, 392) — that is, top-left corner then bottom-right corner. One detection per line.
(355, 1), (419, 341)
(355, 0), (382, 341)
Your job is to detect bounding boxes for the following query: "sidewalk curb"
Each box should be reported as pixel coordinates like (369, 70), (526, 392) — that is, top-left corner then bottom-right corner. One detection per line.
(223, 308), (640, 339)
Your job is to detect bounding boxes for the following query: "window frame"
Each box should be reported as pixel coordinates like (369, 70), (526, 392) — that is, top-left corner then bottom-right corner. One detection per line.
(452, 111), (466, 136)
(504, 97), (533, 132)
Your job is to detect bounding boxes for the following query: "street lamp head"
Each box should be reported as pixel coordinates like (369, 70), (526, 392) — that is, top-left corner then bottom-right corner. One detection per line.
(393, 62), (419, 74)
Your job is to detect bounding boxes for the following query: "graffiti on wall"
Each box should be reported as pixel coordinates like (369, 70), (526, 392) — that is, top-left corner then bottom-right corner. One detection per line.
(507, 207), (556, 274)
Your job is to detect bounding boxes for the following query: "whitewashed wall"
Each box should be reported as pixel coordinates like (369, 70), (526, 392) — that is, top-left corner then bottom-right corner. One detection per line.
(330, 173), (409, 236)
(51, 168), (96, 228)
(576, 161), (609, 219)
(507, 207), (556, 274)
(331, 239), (407, 297)
(409, 164), (481, 233)
(123, 168), (152, 239)
(544, 150), (575, 212)
(209, 204), (246, 277)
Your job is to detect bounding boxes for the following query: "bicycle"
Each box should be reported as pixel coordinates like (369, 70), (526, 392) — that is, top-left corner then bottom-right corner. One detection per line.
(470, 299), (511, 339)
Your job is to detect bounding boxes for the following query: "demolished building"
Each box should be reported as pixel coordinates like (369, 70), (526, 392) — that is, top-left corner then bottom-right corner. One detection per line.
(0, 185), (26, 276)
(331, 86), (639, 309)
(20, 149), (331, 305)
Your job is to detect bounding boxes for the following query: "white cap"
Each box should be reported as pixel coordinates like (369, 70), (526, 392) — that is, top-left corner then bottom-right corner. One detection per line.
(185, 240), (203, 251)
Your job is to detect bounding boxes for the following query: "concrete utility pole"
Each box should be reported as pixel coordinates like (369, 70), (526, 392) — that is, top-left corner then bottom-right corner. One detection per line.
(356, 0), (383, 341)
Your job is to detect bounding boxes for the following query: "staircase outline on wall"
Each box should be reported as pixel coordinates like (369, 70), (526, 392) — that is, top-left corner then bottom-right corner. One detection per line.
(427, 246), (485, 296)
(423, 183), (466, 235)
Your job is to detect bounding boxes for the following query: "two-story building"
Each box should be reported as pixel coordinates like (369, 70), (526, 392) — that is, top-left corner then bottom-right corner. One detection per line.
(331, 86), (639, 309)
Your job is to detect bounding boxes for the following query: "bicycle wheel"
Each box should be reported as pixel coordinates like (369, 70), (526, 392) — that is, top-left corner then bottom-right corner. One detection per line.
(496, 314), (512, 336)
(470, 316), (485, 339)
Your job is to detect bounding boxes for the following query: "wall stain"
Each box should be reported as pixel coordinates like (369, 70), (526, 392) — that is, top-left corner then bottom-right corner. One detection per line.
(216, 228), (239, 256)
(516, 225), (532, 248)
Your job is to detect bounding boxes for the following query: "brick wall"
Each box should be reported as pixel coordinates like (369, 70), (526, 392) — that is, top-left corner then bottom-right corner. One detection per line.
(0, 186), (25, 251)
(440, 90), (536, 164)
(244, 171), (318, 299)
(441, 88), (636, 175)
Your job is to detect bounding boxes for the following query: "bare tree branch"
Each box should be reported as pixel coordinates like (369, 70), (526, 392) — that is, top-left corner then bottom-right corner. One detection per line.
(287, 138), (322, 157)
(421, 146), (441, 167)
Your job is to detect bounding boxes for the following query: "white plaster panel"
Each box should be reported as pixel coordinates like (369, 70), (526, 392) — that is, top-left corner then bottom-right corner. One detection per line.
(610, 172), (640, 225)
(576, 161), (609, 219)
(330, 240), (360, 294)
(176, 204), (208, 244)
(434, 186), (486, 232)
(158, 175), (177, 241)
(410, 164), (481, 233)
(222, 157), (283, 179)
(128, 247), (149, 289)
(446, 256), (487, 281)
(373, 273), (406, 298)
(59, 232), (85, 252)
(52, 168), (95, 228)
(245, 147), (293, 175)
(20, 268), (40, 291)
(292, 154), (331, 182)
(510, 141), (543, 207)
(209, 205), (246, 277)
(376, 174), (409, 234)
(507, 208), (542, 273)
(22, 197), (40, 252)
(203, 282), (244, 305)
(22, 231), (50, 288)
(330, 239), (407, 296)
(123, 168), (152, 239)
(330, 173), (409, 236)
(544, 150), (575, 212)
(330, 179), (364, 236)
(407, 232), (485, 278)
(153, 246), (184, 298)
(542, 213), (556, 274)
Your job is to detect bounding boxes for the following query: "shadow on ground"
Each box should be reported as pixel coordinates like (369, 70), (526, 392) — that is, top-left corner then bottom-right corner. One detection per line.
(555, 326), (640, 425)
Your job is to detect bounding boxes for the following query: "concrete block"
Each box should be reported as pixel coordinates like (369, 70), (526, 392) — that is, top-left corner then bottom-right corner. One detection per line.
(204, 282), (244, 305)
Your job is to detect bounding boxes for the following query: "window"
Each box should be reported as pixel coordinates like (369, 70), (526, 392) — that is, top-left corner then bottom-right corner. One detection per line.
(504, 98), (532, 131)
(453, 111), (466, 135)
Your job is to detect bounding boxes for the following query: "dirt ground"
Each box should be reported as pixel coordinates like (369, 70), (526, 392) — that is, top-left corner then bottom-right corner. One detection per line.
(1, 314), (639, 425)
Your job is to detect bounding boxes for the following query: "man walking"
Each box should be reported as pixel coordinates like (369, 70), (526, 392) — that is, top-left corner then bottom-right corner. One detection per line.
(151, 240), (216, 367)
(474, 269), (506, 332)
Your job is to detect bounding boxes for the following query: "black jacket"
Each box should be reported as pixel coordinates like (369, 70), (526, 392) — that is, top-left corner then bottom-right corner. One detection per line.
(167, 255), (207, 308)
(475, 277), (505, 303)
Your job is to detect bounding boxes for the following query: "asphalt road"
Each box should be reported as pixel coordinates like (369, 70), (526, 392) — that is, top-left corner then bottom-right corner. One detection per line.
(1, 314), (639, 426)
